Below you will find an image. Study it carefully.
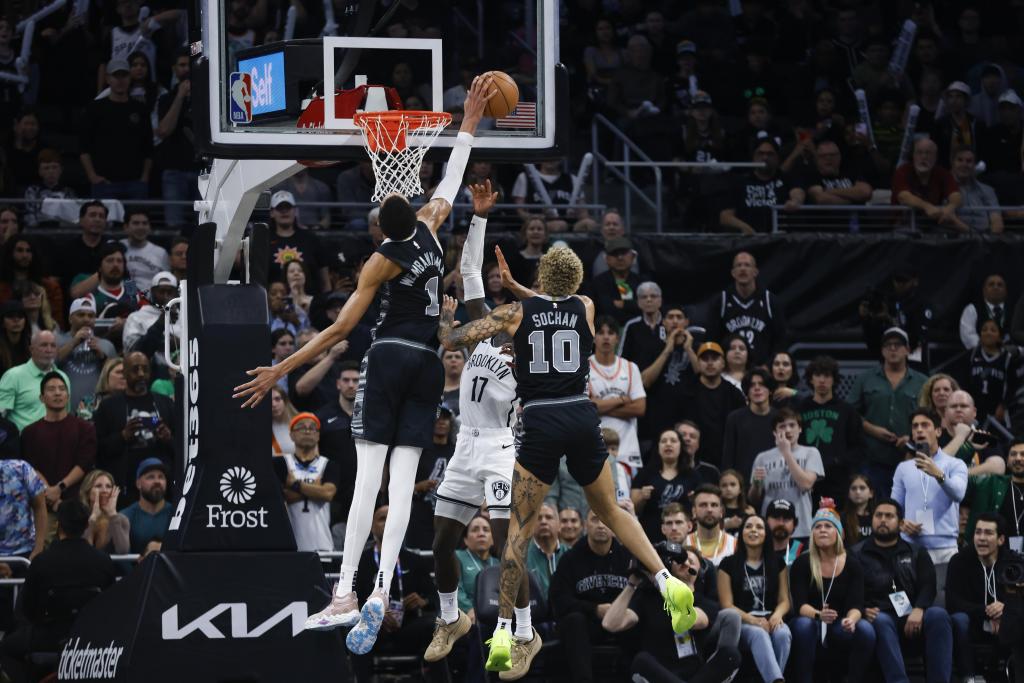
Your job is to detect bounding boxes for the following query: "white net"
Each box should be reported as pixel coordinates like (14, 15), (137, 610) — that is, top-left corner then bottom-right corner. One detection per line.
(353, 112), (452, 202)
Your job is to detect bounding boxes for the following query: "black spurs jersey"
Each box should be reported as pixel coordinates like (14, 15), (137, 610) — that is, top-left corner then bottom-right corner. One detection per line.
(513, 296), (593, 403)
(967, 347), (1012, 420)
(373, 221), (444, 347)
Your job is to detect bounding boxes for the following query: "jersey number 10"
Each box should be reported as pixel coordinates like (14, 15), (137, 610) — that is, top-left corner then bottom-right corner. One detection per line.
(527, 329), (581, 373)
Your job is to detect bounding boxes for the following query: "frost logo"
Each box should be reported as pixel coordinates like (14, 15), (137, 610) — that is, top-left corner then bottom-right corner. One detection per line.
(220, 466), (256, 504)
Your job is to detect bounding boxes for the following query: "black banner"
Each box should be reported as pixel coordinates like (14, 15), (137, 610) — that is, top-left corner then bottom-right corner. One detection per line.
(58, 552), (349, 682)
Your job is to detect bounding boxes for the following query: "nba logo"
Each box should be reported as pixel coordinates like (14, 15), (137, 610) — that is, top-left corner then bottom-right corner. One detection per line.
(229, 72), (253, 124)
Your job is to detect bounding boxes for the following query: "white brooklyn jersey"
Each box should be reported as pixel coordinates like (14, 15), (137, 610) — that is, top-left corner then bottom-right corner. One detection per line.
(459, 339), (518, 429)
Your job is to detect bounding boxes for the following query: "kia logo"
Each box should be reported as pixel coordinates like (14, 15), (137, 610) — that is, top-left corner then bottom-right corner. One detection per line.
(220, 466), (256, 504)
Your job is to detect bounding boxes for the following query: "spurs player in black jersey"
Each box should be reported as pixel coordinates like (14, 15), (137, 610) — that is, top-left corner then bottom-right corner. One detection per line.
(438, 246), (696, 677)
(235, 76), (496, 655)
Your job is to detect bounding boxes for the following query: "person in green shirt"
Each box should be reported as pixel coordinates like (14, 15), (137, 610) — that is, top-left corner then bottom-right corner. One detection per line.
(964, 439), (1024, 542)
(846, 327), (927, 499)
(526, 502), (569, 599)
(455, 515), (500, 620)
(0, 330), (70, 430)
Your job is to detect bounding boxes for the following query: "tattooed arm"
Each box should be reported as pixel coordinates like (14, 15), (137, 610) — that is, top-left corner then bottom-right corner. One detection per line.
(439, 296), (523, 350)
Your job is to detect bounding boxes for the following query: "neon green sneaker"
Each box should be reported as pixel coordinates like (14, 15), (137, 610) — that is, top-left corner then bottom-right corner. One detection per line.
(485, 628), (515, 672)
(663, 576), (697, 634)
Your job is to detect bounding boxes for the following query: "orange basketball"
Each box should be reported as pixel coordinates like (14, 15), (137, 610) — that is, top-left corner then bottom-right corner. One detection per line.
(482, 71), (519, 118)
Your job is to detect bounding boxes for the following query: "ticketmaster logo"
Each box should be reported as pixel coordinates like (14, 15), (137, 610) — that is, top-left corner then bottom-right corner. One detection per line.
(220, 466), (256, 504)
(58, 638), (125, 680)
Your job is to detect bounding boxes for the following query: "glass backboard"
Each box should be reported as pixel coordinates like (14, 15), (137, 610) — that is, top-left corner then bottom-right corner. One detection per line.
(193, 0), (567, 161)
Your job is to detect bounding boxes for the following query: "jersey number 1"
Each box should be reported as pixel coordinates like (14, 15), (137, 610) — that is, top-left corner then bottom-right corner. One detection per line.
(527, 329), (580, 373)
(424, 276), (440, 316)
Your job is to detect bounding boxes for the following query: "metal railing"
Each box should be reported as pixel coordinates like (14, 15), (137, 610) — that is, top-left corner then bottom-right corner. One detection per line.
(771, 204), (1024, 233)
(589, 114), (664, 233)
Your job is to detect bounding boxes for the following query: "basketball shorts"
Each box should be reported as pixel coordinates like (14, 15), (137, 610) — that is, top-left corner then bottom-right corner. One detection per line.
(517, 395), (609, 487)
(352, 338), (444, 450)
(434, 425), (515, 524)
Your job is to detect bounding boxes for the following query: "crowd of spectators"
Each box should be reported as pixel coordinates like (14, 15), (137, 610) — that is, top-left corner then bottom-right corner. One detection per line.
(2, 0), (1024, 682)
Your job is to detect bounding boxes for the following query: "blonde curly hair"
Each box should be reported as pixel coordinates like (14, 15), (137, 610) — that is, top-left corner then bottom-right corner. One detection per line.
(537, 246), (583, 298)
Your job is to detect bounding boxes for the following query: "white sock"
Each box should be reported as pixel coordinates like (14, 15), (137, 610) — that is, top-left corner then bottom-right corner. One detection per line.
(374, 445), (421, 596)
(514, 606), (532, 640)
(335, 440), (388, 597)
(494, 617), (513, 636)
(655, 568), (671, 596)
(439, 590), (459, 624)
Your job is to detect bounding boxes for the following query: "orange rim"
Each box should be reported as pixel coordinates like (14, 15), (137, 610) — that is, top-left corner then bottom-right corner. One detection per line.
(353, 110), (452, 152)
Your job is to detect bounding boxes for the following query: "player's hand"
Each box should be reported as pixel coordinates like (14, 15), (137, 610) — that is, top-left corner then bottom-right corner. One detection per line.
(462, 74), (497, 127)
(470, 179), (499, 216)
(494, 245), (525, 295)
(414, 479), (438, 494)
(441, 295), (458, 320)
(233, 366), (281, 408)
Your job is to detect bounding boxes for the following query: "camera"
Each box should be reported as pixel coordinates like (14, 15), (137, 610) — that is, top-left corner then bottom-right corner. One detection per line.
(147, 414), (161, 428)
(998, 550), (1024, 587)
(904, 441), (929, 457)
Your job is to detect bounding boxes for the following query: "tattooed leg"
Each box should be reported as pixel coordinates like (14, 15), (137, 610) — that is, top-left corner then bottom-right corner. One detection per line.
(490, 518), (532, 609)
(498, 463), (550, 619)
(582, 461), (666, 575)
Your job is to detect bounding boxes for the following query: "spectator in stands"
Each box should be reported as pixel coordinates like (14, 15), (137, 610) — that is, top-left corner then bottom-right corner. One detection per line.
(639, 306), (696, 445)
(960, 272), (1011, 351)
(76, 357), (125, 421)
(719, 469), (755, 535)
(589, 317), (645, 475)
(607, 33), (666, 124)
(942, 390), (1006, 477)
(558, 507), (583, 547)
(57, 298), (117, 410)
(721, 334), (750, 389)
(352, 504), (439, 681)
(851, 36), (898, 103)
(966, 321), (1013, 425)
(274, 169), (332, 230)
(94, 351), (174, 495)
(588, 209), (632, 278)
(705, 252), (785, 367)
(590, 238), (643, 326)
(848, 327), (928, 498)
(120, 211), (169, 292)
(275, 413), (338, 553)
(719, 136), (805, 234)
(511, 159), (592, 233)
(951, 147), (1004, 232)
(859, 267), (932, 356)
(118, 458), (171, 553)
(682, 342), (746, 468)
(852, 497), (953, 683)
(549, 509), (632, 683)
(842, 475), (875, 546)
(582, 18), (624, 90)
(801, 139), (873, 213)
(722, 367), (776, 481)
(797, 355), (863, 504)
(964, 439), (1022, 542)
(685, 484), (737, 566)
(768, 351), (799, 405)
(979, 90), (1023, 202)
(0, 236), (65, 328)
(16, 283), (60, 342)
(155, 48), (200, 230)
(23, 149), (76, 227)
(946, 513), (1012, 681)
(526, 502), (568, 598)
(314, 360), (359, 538)
(718, 513), (792, 683)
(765, 498), (803, 565)
(405, 408), (454, 551)
(81, 59), (153, 200)
(22, 371), (95, 515)
(633, 429), (698, 541)
(603, 541), (742, 683)
(789, 507), (874, 683)
(168, 237), (188, 283)
(891, 137), (968, 231)
(920, 373), (958, 417)
(58, 201), (114, 290)
(0, 330), (67, 431)
(335, 161), (375, 230)
(440, 349), (464, 413)
(80, 469), (129, 554)
(933, 82), (985, 169)
(3, 109), (39, 188)
(750, 409), (824, 545)
(123, 271), (178, 352)
(6, 500), (115, 661)
(676, 90), (728, 164)
(268, 191), (330, 292)
(0, 443), (46, 562)
(971, 64), (1008, 128)
(660, 502), (691, 544)
(456, 515), (498, 623)
(618, 281), (666, 369)
(0, 206), (17, 246)
(893, 411), (969, 576)
(70, 244), (140, 340)
(268, 280), (309, 338)
(0, 300), (29, 375)
(270, 385), (297, 456)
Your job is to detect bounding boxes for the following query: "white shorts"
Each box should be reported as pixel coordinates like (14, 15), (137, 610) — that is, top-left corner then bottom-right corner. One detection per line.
(435, 425), (515, 525)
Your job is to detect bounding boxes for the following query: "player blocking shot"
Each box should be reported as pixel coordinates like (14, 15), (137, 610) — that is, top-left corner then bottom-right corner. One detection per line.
(233, 75), (496, 656)
(438, 246), (698, 677)
(422, 182), (536, 680)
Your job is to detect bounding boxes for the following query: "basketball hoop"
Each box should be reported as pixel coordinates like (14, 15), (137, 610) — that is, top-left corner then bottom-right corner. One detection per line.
(352, 111), (452, 202)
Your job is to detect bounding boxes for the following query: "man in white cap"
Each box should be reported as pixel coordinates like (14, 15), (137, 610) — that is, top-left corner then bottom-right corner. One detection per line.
(268, 189), (330, 292)
(123, 271), (180, 351)
(57, 298), (116, 410)
(931, 80), (985, 170)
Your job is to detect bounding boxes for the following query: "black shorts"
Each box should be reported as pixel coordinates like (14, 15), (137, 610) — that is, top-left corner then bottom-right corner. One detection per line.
(352, 338), (444, 449)
(516, 396), (609, 487)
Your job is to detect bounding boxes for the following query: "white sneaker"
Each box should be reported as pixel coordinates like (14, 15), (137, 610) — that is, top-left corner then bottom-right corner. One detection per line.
(304, 589), (360, 631)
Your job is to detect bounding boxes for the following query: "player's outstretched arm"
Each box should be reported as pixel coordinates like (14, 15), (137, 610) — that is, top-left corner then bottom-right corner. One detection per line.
(577, 294), (596, 335)
(494, 245), (537, 300)
(463, 180), (499, 323)
(418, 75), (497, 233)
(438, 295), (521, 351)
(233, 253), (400, 407)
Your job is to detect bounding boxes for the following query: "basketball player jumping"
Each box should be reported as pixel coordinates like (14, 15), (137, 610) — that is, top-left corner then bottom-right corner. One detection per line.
(437, 246), (697, 676)
(234, 75), (495, 655)
(421, 183), (535, 680)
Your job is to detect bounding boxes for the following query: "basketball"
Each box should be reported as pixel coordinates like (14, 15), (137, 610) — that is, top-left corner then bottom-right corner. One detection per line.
(482, 70), (519, 119)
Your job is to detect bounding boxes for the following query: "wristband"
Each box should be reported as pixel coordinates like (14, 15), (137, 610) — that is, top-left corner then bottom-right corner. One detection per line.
(290, 480), (302, 493)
